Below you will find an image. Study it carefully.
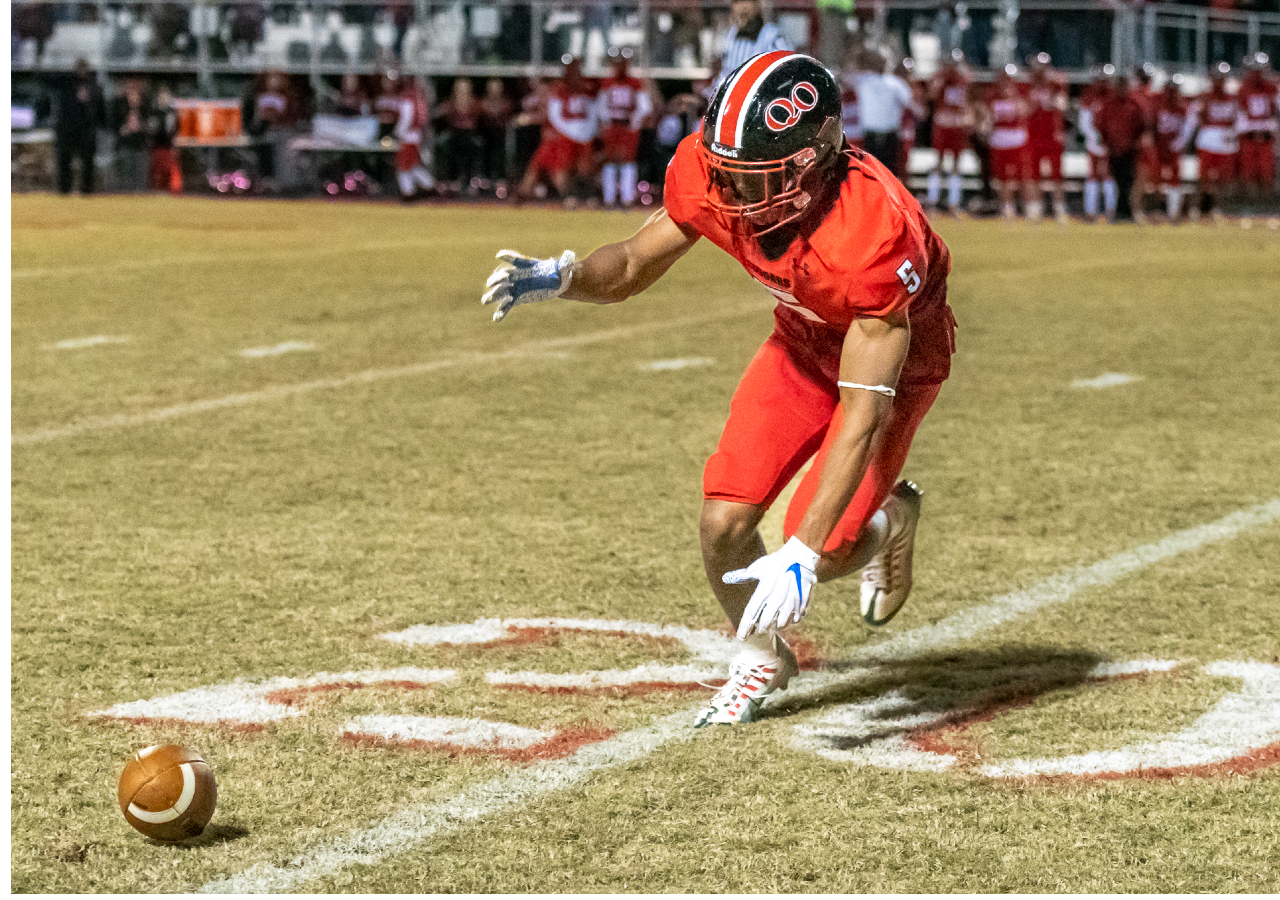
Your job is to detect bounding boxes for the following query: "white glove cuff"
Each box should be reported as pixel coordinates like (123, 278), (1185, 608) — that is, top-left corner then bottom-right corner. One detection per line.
(784, 535), (821, 571)
(556, 250), (577, 297)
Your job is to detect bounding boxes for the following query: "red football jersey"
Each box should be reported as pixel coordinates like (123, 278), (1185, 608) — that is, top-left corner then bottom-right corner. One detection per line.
(932, 73), (970, 131)
(1239, 75), (1280, 133)
(598, 75), (646, 123)
(1026, 75), (1067, 144)
(1153, 97), (1189, 155)
(663, 133), (954, 385)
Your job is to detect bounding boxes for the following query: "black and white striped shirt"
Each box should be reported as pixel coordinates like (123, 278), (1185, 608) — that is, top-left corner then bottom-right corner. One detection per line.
(715, 22), (791, 89)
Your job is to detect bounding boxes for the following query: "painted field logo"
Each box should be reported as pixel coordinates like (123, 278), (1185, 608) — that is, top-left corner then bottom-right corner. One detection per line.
(90, 619), (764, 762)
(792, 659), (1280, 780)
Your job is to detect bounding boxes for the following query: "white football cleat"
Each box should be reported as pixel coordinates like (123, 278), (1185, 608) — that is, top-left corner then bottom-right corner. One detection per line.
(860, 480), (923, 627)
(693, 634), (798, 728)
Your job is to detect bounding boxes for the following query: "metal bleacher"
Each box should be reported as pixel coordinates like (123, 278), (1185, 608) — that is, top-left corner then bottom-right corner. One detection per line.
(11, 0), (1280, 93)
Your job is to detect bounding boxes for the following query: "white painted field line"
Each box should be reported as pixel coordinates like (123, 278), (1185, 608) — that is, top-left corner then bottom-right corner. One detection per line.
(12, 305), (762, 448)
(239, 341), (316, 359)
(10, 238), (468, 281)
(641, 357), (715, 372)
(46, 335), (131, 351)
(199, 498), (1280, 894)
(1072, 373), (1139, 389)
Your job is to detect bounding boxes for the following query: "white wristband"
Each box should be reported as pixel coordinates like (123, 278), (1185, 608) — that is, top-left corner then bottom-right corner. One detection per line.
(784, 535), (822, 570)
(837, 381), (896, 397)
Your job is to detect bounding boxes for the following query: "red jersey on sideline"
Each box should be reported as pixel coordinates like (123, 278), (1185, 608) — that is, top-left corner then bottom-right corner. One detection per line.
(1026, 72), (1067, 146)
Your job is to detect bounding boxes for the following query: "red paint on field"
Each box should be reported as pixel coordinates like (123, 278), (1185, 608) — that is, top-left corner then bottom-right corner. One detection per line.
(342, 724), (617, 762)
(1024, 742), (1280, 783)
(787, 635), (824, 671)
(262, 680), (440, 707)
(898, 668), (1280, 782)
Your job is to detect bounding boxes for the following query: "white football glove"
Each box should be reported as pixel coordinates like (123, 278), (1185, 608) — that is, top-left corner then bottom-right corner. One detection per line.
(482, 249), (576, 322)
(725, 536), (822, 640)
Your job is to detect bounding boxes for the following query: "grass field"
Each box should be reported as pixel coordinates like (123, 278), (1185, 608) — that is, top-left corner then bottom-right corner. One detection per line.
(10, 195), (1280, 893)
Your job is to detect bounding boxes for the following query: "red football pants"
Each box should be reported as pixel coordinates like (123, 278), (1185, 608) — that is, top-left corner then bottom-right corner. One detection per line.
(704, 333), (941, 553)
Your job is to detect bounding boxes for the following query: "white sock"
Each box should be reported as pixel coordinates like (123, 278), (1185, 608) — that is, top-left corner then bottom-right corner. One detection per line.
(739, 629), (783, 664)
(948, 172), (962, 209)
(397, 172), (415, 196)
(1027, 199), (1043, 222)
(1166, 187), (1182, 220)
(620, 162), (637, 205)
(926, 171), (942, 205)
(412, 165), (434, 190)
(1084, 180), (1099, 217)
(601, 164), (619, 206)
(1103, 179), (1118, 215)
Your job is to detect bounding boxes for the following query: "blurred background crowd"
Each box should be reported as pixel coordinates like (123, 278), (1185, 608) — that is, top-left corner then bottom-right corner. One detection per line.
(11, 0), (1280, 220)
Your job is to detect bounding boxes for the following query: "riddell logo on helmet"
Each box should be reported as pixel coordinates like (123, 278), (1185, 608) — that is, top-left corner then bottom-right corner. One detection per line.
(712, 143), (739, 158)
(765, 82), (819, 133)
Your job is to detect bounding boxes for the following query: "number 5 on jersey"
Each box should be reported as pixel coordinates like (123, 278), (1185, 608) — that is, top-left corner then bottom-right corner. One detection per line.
(896, 259), (921, 293)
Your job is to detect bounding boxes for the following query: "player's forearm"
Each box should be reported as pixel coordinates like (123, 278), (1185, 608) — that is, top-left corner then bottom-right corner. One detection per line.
(791, 399), (890, 553)
(562, 238), (685, 305)
(560, 242), (638, 305)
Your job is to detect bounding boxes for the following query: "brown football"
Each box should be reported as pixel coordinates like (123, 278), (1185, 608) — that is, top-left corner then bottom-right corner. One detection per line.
(117, 744), (217, 842)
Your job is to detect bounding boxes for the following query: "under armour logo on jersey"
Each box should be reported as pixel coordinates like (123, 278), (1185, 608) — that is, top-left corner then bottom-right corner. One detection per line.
(765, 82), (819, 133)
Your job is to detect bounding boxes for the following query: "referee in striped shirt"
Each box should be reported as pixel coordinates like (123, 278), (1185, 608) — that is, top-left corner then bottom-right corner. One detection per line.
(714, 0), (791, 89)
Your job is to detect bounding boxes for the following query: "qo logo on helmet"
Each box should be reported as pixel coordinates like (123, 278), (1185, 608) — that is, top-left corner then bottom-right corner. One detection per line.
(764, 81), (819, 133)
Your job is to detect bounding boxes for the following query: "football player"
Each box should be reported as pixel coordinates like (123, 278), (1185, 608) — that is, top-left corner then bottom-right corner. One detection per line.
(1025, 53), (1069, 223)
(1186, 62), (1241, 222)
(597, 50), (654, 209)
(483, 53), (956, 728)
(515, 57), (599, 207)
(927, 49), (972, 216)
(987, 65), (1033, 221)
(1150, 78), (1192, 223)
(376, 69), (435, 201)
(1078, 67), (1119, 222)
(1237, 53), (1279, 201)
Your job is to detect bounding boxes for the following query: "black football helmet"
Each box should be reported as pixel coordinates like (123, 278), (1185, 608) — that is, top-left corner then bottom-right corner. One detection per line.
(701, 51), (842, 235)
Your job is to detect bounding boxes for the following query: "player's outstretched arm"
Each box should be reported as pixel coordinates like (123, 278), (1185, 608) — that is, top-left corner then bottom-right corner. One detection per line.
(562, 208), (698, 306)
(481, 209), (698, 323)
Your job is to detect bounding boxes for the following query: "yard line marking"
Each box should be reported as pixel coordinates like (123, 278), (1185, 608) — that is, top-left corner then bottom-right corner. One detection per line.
(10, 239), (471, 280)
(641, 357), (716, 372)
(238, 341), (317, 358)
(198, 498), (1280, 894)
(46, 335), (131, 351)
(1071, 373), (1139, 389)
(12, 304), (764, 448)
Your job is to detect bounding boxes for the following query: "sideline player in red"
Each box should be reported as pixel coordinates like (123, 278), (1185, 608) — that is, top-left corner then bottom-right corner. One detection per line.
(483, 52), (956, 727)
(987, 66), (1032, 220)
(926, 50), (971, 216)
(1187, 62), (1241, 222)
(1149, 79), (1192, 223)
(516, 57), (599, 207)
(375, 69), (435, 200)
(1025, 53), (1069, 223)
(1237, 53), (1279, 201)
(597, 49), (653, 209)
(1078, 68), (1118, 222)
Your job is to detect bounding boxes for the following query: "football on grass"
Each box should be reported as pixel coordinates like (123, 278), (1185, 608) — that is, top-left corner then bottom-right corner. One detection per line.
(117, 744), (217, 842)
